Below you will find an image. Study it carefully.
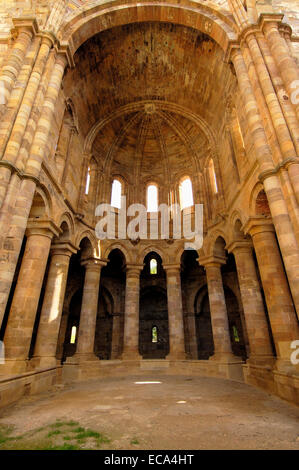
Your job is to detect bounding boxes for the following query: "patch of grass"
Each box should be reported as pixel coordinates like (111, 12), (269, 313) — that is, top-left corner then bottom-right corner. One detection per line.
(131, 438), (139, 445)
(72, 426), (85, 433)
(76, 429), (100, 439)
(64, 420), (79, 427)
(0, 425), (14, 444)
(0, 421), (111, 450)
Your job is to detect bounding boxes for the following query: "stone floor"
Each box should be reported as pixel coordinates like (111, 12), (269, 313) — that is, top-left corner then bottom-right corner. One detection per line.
(0, 375), (298, 449)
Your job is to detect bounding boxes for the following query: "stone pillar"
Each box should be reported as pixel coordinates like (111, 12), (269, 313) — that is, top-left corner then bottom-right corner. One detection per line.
(32, 242), (77, 368)
(164, 264), (186, 360)
(0, 19), (37, 112)
(122, 265), (143, 360)
(73, 258), (106, 362)
(1, 221), (59, 375)
(244, 31), (299, 206)
(227, 241), (274, 365)
(199, 256), (237, 362)
(231, 47), (299, 317)
(0, 34), (55, 209)
(263, 19), (299, 122)
(243, 218), (299, 371)
(0, 50), (69, 327)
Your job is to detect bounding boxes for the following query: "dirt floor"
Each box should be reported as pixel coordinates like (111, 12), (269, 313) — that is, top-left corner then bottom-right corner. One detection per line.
(0, 375), (298, 450)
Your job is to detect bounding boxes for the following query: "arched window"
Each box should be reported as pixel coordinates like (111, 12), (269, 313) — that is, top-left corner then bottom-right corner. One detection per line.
(208, 159), (218, 194)
(147, 184), (158, 212)
(179, 177), (194, 209)
(152, 326), (158, 343)
(150, 258), (157, 275)
(85, 166), (91, 195)
(70, 326), (77, 344)
(111, 179), (122, 209)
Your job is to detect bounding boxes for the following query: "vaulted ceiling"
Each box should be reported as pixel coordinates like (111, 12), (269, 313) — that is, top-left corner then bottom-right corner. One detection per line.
(63, 21), (236, 181)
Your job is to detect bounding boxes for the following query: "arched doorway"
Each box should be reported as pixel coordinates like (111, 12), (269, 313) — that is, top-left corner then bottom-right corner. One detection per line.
(94, 248), (126, 360)
(139, 286), (169, 359)
(139, 252), (169, 359)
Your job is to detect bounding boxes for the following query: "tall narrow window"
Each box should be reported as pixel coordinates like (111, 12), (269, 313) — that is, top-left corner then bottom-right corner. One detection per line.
(70, 326), (77, 344)
(147, 184), (158, 212)
(179, 177), (194, 209)
(236, 118), (245, 149)
(208, 159), (218, 194)
(232, 325), (240, 343)
(152, 326), (158, 343)
(85, 166), (91, 195)
(111, 179), (122, 209)
(150, 258), (157, 275)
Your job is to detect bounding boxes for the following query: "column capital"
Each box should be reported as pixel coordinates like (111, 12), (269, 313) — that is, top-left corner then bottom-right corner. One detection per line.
(258, 13), (284, 33)
(50, 241), (77, 258)
(125, 264), (144, 276)
(11, 17), (39, 37)
(226, 240), (253, 254)
(197, 255), (226, 268)
(54, 42), (75, 68)
(81, 257), (107, 270)
(163, 263), (181, 274)
(242, 217), (274, 237)
(26, 218), (60, 239)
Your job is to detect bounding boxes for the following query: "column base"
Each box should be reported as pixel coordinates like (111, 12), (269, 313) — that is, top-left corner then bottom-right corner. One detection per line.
(65, 353), (99, 364)
(246, 355), (275, 368)
(209, 353), (242, 363)
(121, 350), (142, 361)
(275, 357), (299, 375)
(165, 352), (186, 361)
(29, 356), (59, 370)
(0, 359), (28, 376)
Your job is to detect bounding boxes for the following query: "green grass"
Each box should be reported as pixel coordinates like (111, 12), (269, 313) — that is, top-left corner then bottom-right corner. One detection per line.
(0, 420), (111, 450)
(130, 438), (139, 445)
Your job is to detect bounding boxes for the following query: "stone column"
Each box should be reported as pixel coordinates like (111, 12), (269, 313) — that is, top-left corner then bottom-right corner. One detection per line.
(227, 241), (274, 365)
(244, 31), (299, 206)
(0, 19), (37, 112)
(73, 258), (106, 362)
(122, 265), (143, 360)
(231, 47), (299, 317)
(0, 50), (69, 327)
(263, 19), (299, 122)
(243, 218), (299, 371)
(0, 34), (55, 209)
(32, 242), (77, 368)
(164, 264), (186, 360)
(199, 256), (237, 362)
(1, 221), (59, 375)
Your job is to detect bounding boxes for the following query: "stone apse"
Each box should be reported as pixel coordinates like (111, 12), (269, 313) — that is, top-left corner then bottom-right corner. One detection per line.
(0, 0), (298, 407)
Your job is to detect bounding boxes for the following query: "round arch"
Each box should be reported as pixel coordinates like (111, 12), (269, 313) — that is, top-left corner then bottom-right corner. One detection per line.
(102, 242), (131, 264)
(75, 229), (100, 258)
(59, 1), (237, 58)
